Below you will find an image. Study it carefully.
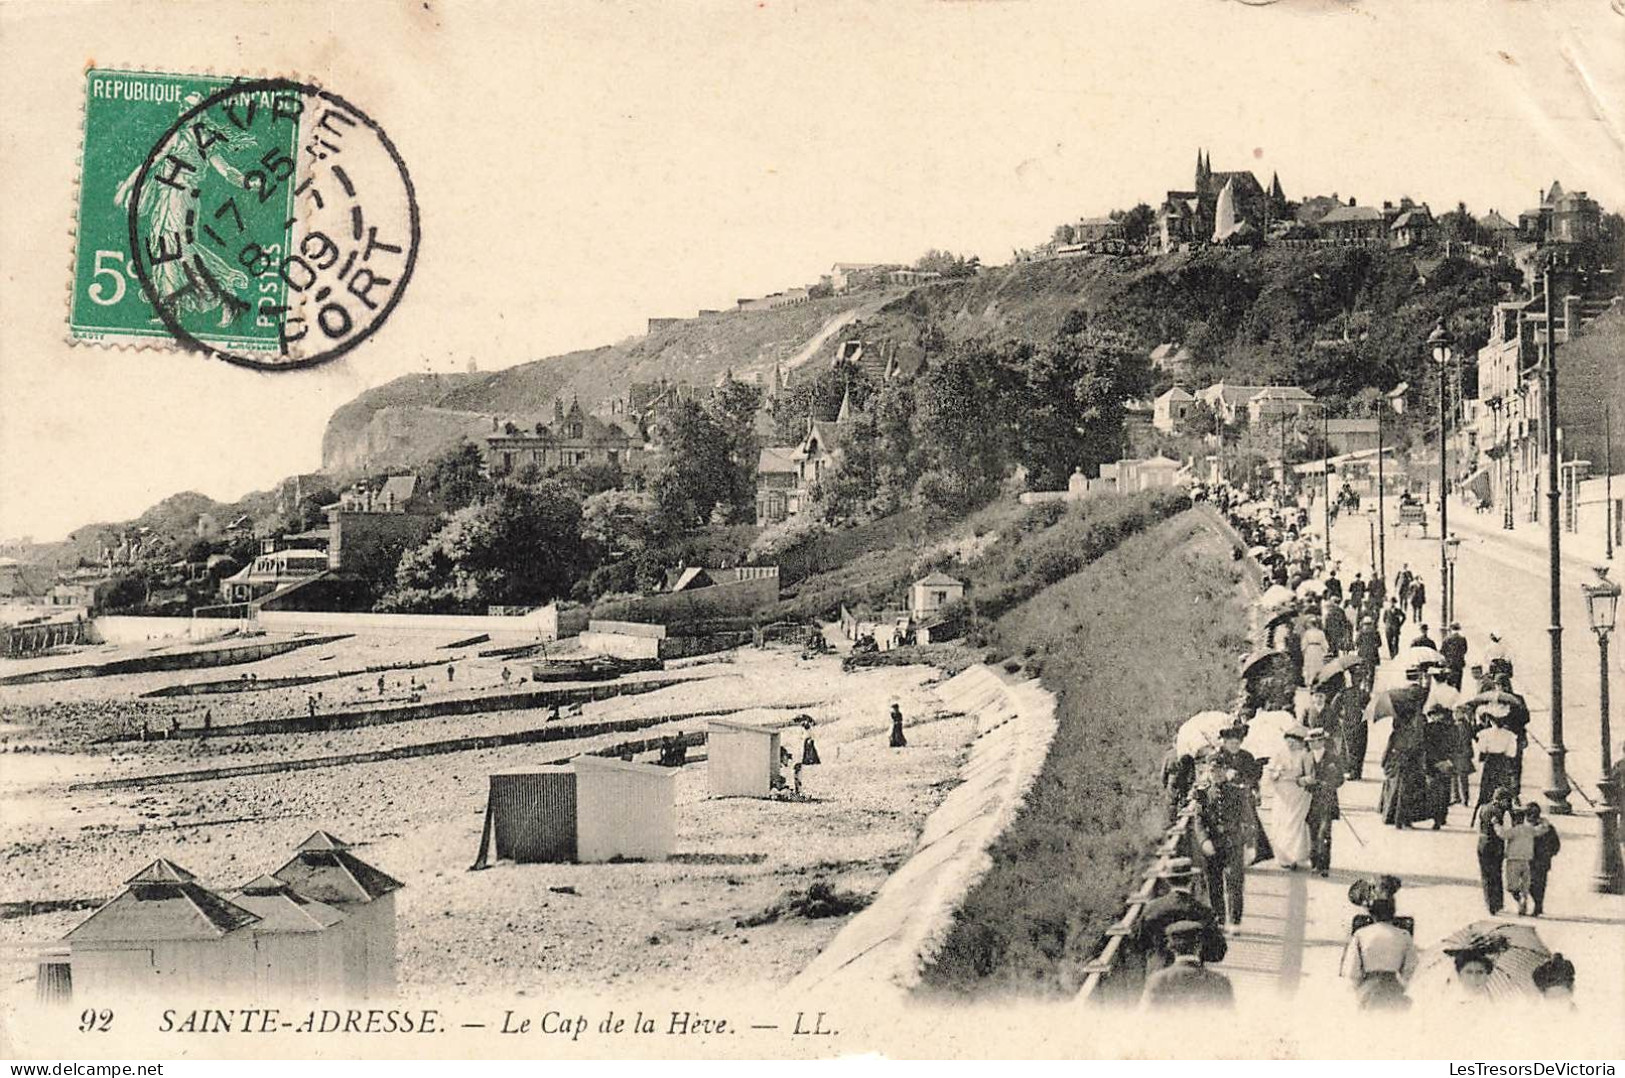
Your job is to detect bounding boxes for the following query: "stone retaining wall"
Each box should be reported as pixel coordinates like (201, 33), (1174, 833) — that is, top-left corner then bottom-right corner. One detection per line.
(785, 664), (1057, 999)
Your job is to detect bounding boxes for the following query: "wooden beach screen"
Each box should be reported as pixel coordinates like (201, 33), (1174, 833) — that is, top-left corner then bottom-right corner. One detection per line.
(472, 767), (577, 867)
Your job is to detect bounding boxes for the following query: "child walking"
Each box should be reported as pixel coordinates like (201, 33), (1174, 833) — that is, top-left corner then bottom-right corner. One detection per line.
(1497, 806), (1539, 916)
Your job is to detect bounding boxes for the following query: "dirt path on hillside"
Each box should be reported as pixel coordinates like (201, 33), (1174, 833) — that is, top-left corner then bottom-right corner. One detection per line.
(741, 292), (899, 384)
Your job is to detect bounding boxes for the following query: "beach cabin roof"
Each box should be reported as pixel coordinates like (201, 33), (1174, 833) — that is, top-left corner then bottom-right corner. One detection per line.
(229, 876), (347, 932)
(273, 832), (403, 905)
(67, 860), (261, 943)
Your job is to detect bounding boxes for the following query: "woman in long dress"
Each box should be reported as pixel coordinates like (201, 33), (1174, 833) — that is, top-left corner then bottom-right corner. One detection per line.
(1265, 728), (1315, 869)
(1472, 709), (1520, 821)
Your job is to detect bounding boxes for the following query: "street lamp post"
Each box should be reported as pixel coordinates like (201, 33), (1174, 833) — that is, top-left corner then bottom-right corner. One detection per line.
(1322, 404), (1331, 562)
(1543, 265), (1573, 815)
(1445, 535), (1462, 627)
(1367, 506), (1378, 581)
(1504, 400), (1516, 531)
(1430, 320), (1454, 630)
(1580, 566), (1625, 894)
(1376, 398), (1387, 583)
(1606, 399), (1614, 561)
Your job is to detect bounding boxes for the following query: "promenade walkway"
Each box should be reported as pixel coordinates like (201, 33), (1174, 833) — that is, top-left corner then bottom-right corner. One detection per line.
(1218, 503), (1625, 1038)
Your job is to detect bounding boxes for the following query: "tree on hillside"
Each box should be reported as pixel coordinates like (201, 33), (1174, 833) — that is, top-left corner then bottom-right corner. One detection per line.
(580, 489), (664, 558)
(575, 488), (669, 598)
(422, 439), (492, 511)
(1438, 201), (1479, 246)
(1015, 322), (1147, 487)
(378, 480), (588, 614)
(910, 339), (1021, 515)
(550, 460), (625, 498)
(648, 394), (758, 531)
(1111, 203), (1157, 248)
(706, 376), (766, 520)
(915, 249), (980, 278)
(1052, 224), (1077, 246)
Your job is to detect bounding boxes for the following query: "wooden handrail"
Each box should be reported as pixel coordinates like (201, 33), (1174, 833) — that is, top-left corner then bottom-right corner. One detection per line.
(1077, 798), (1202, 1001)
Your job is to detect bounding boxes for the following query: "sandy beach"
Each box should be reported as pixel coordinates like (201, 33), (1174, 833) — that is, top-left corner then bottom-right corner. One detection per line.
(0, 634), (971, 1001)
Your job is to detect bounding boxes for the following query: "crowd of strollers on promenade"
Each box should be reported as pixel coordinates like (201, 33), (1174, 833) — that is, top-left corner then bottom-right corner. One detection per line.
(1131, 480), (1581, 1014)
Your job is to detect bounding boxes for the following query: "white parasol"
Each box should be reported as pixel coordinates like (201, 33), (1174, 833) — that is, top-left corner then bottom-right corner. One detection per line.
(1257, 584), (1296, 611)
(1397, 645), (1446, 671)
(1176, 710), (1234, 758)
(1245, 708), (1297, 764)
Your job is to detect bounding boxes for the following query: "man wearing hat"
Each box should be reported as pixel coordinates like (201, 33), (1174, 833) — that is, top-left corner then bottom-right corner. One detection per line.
(1441, 622), (1469, 690)
(1383, 596), (1407, 659)
(1141, 921), (1235, 1010)
(1304, 728), (1345, 876)
(1483, 632), (1514, 684)
(1322, 596), (1352, 657)
(1324, 568), (1343, 604)
(1348, 572), (1367, 611)
(1193, 725), (1258, 927)
(1136, 857), (1226, 973)
(1356, 615), (1382, 690)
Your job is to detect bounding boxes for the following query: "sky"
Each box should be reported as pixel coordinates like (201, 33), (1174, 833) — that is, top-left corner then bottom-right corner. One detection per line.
(1, 0), (1622, 542)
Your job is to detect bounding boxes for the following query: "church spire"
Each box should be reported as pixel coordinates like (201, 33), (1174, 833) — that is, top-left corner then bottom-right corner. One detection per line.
(1196, 147), (1205, 190)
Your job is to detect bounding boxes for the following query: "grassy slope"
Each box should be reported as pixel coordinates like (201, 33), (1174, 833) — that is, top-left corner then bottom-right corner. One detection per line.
(917, 507), (1250, 997)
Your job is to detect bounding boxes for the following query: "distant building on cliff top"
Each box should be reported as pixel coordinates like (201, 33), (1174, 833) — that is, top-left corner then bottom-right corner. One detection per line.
(1157, 149), (1286, 252)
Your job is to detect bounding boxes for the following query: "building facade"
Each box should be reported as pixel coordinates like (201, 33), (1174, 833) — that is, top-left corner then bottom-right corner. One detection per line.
(484, 400), (643, 477)
(218, 549), (331, 604)
(1153, 386), (1196, 433)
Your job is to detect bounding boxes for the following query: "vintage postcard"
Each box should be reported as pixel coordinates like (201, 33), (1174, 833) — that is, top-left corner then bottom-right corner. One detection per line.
(2, 0), (1623, 1067)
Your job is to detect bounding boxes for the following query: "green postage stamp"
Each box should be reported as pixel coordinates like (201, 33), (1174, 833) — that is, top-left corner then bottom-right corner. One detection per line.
(69, 69), (419, 371)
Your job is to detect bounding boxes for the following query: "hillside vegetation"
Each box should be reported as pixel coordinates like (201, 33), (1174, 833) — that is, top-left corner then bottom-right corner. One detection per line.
(321, 243), (1530, 481)
(917, 507), (1250, 996)
(810, 244), (1522, 402)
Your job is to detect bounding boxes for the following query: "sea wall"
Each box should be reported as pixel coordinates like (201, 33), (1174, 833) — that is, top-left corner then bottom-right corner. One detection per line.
(256, 606), (558, 642)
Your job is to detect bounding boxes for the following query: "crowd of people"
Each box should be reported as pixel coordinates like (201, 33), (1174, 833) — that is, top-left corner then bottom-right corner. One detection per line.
(1130, 479), (1589, 1012)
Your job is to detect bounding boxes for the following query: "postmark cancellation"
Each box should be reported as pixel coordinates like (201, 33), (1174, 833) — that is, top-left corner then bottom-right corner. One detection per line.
(69, 69), (419, 371)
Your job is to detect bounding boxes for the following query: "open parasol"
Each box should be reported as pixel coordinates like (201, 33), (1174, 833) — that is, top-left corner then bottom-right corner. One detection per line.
(1366, 683), (1426, 725)
(1396, 645), (1445, 671)
(1313, 652), (1364, 687)
(1423, 679), (1463, 714)
(1257, 584), (1296, 611)
(1240, 649), (1288, 679)
(1176, 710), (1234, 758)
(1245, 708), (1296, 764)
(1416, 921), (1552, 1001)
